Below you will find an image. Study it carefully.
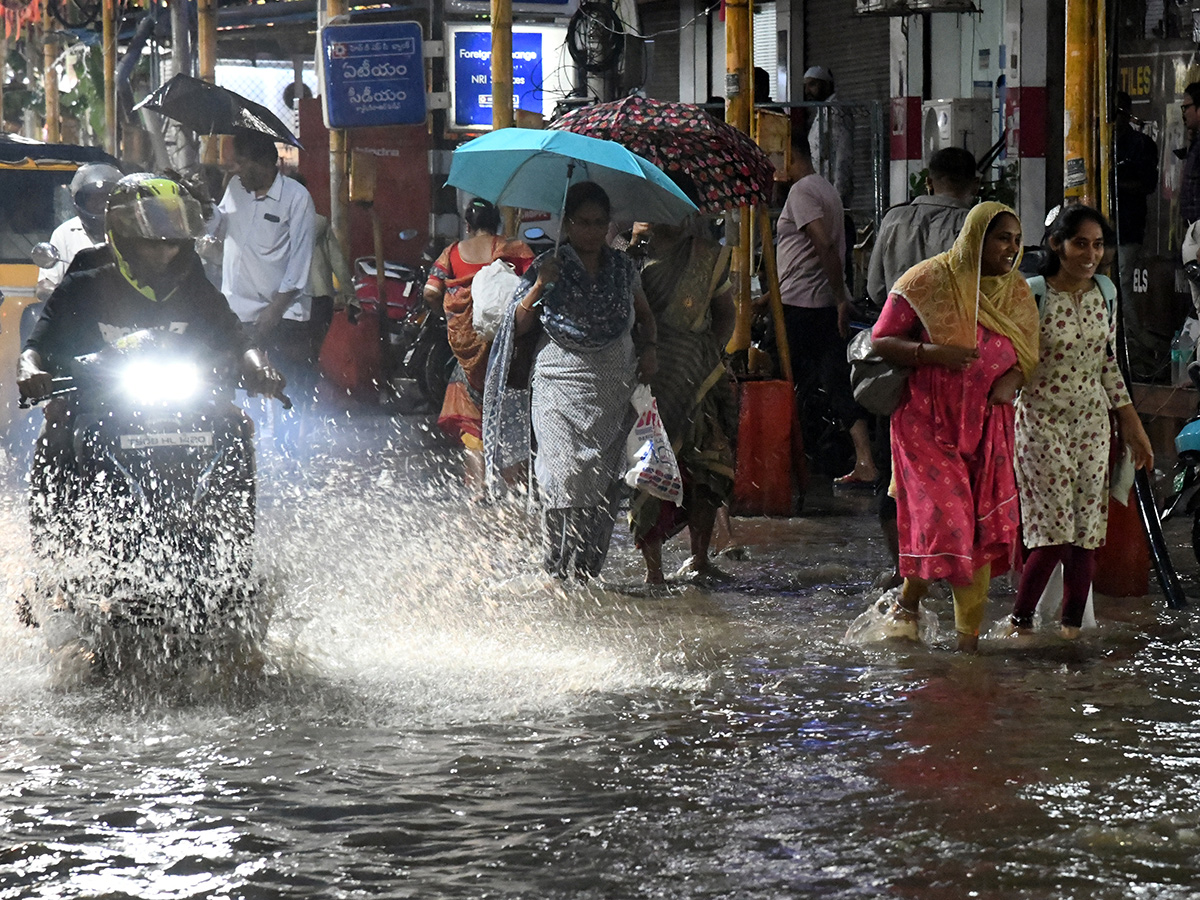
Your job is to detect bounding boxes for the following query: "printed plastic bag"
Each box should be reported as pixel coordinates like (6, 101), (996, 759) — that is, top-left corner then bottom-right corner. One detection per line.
(472, 259), (522, 341)
(624, 384), (683, 504)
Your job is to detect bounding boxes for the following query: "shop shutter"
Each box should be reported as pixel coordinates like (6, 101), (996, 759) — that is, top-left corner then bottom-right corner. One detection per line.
(638, 0), (681, 100)
(803, 1), (891, 216)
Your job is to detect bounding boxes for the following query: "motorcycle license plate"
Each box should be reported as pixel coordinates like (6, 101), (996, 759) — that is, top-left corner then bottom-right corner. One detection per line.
(119, 432), (214, 450)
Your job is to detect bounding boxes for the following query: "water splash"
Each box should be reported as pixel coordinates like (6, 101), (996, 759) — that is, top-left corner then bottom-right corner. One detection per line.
(842, 587), (940, 646)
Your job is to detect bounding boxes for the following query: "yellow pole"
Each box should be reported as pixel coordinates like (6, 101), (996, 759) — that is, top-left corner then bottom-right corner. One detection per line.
(327, 0), (350, 265)
(757, 208), (792, 382)
(103, 0), (116, 156)
(1097, 2), (1111, 219)
(43, 8), (60, 143)
(1064, 0), (1100, 206)
(724, 0), (753, 356)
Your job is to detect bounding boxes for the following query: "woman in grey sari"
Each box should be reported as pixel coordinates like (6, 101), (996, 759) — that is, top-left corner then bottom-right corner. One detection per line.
(508, 182), (658, 580)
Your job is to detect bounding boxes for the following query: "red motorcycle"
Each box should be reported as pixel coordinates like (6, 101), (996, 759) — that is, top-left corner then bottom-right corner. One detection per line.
(320, 234), (454, 411)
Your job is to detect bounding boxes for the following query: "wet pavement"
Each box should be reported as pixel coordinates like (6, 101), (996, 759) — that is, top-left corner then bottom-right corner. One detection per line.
(3, 396), (1200, 899)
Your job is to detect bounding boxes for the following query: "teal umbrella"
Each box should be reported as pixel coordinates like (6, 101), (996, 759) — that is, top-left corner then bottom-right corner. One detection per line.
(446, 128), (697, 227)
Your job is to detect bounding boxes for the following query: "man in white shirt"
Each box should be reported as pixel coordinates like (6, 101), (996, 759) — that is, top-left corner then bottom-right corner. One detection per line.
(209, 131), (316, 450)
(37, 163), (123, 297)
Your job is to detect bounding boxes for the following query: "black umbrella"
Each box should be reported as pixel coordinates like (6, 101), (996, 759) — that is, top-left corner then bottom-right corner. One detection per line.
(133, 73), (303, 149)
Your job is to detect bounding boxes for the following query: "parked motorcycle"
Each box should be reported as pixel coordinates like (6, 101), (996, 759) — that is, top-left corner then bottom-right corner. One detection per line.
(353, 230), (453, 410)
(1162, 360), (1200, 566)
(19, 327), (282, 666)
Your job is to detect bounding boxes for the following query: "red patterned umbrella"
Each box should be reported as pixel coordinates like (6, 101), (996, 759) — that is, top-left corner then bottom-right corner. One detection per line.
(550, 96), (776, 214)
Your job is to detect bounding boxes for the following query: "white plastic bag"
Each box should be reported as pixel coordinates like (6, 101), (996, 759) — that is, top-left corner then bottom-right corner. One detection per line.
(623, 384), (683, 504)
(472, 259), (522, 341)
(1033, 563), (1097, 631)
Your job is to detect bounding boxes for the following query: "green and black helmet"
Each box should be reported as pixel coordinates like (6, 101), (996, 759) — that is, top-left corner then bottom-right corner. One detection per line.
(106, 174), (206, 243)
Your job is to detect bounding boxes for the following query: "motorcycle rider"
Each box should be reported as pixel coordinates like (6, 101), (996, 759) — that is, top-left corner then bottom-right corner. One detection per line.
(17, 174), (285, 543)
(36, 162), (123, 298)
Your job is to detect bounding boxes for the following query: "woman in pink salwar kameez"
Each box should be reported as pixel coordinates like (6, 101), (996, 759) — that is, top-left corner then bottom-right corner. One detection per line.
(871, 202), (1040, 651)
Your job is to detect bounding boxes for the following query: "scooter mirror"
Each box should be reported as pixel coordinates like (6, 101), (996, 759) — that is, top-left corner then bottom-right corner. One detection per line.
(523, 227), (546, 241)
(30, 242), (61, 269)
(398, 229), (420, 241)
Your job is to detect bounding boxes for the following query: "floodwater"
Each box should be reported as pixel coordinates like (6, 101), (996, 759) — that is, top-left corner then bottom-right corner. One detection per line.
(4, 409), (1200, 899)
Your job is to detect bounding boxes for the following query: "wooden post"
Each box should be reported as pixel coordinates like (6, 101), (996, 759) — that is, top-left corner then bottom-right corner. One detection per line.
(327, 0), (350, 264)
(491, 0), (516, 234)
(103, 0), (117, 156)
(43, 8), (60, 143)
(198, 0), (218, 163)
(490, 0), (513, 131)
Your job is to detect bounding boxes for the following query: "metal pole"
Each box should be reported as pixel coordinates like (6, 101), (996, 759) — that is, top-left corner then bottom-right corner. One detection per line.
(43, 8), (60, 143)
(170, 0), (191, 80)
(103, 0), (117, 156)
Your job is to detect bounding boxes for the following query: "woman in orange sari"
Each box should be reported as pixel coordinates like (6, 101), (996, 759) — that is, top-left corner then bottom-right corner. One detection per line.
(870, 202), (1040, 652)
(424, 199), (533, 493)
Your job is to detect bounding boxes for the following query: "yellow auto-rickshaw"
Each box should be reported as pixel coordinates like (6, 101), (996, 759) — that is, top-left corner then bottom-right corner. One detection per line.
(0, 137), (120, 451)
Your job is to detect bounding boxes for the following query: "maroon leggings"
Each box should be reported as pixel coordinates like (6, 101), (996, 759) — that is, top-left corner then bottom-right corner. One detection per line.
(1012, 544), (1097, 629)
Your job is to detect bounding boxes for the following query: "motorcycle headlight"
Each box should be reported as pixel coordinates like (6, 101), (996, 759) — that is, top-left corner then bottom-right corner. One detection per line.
(120, 360), (202, 404)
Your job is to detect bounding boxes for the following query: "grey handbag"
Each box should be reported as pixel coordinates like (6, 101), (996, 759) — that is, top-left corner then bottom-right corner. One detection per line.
(847, 328), (911, 416)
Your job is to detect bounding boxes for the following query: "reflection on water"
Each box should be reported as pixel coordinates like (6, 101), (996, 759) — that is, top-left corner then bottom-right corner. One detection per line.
(3, 417), (1200, 898)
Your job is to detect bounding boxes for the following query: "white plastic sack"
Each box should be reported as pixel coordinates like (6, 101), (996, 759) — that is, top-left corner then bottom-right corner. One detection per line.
(472, 259), (522, 341)
(1033, 563), (1097, 631)
(624, 384), (683, 504)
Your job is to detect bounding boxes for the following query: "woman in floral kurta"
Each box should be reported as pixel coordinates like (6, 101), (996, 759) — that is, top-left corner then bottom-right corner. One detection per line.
(872, 202), (1041, 652)
(1010, 206), (1154, 637)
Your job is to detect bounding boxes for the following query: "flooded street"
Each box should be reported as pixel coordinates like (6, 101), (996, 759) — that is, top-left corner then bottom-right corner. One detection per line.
(4, 408), (1200, 899)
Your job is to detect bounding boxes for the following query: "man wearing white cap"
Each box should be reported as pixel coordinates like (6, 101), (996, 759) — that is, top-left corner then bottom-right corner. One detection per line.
(803, 66), (854, 207)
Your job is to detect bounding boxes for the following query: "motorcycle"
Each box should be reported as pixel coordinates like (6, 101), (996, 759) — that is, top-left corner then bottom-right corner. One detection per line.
(1162, 360), (1200, 566)
(352, 230), (454, 410)
(19, 327), (282, 666)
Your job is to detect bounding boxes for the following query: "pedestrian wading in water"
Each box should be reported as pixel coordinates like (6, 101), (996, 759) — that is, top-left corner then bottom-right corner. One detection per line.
(1009, 205), (1154, 638)
(870, 202), (1040, 652)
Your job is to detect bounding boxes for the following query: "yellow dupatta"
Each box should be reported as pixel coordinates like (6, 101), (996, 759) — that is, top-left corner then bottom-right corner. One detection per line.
(890, 201), (1040, 378)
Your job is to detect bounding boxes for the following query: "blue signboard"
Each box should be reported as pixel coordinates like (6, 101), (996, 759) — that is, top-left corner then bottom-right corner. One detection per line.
(452, 30), (546, 128)
(322, 21), (426, 128)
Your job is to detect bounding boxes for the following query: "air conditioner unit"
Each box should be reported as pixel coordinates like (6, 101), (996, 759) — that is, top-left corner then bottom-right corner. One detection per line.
(921, 98), (992, 165)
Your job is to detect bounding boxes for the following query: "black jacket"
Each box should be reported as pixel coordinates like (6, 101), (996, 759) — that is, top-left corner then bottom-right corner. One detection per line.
(25, 248), (246, 374)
